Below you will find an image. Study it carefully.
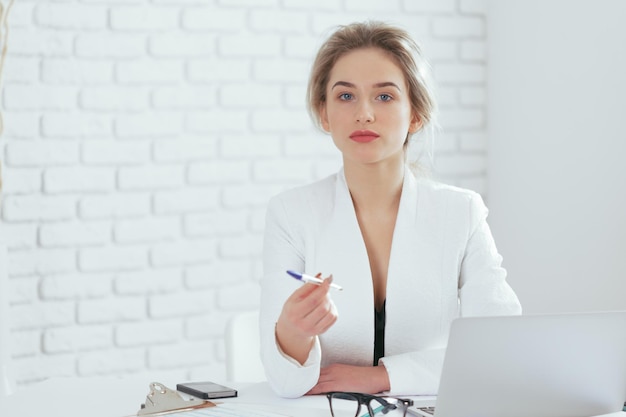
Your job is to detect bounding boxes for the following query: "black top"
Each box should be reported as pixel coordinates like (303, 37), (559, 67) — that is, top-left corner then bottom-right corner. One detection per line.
(374, 299), (386, 366)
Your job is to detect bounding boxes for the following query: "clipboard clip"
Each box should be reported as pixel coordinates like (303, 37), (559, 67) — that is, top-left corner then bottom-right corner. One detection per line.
(137, 382), (216, 416)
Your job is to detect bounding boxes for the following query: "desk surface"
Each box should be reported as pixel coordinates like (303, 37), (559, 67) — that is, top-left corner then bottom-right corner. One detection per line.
(0, 376), (624, 417)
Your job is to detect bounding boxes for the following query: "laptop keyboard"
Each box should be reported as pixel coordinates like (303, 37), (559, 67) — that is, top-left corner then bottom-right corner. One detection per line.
(407, 406), (436, 416)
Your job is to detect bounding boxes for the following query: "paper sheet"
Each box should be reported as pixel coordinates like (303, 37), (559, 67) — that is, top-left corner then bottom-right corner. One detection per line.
(174, 403), (292, 417)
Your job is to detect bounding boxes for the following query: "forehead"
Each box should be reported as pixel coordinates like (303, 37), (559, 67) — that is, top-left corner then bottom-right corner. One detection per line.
(328, 47), (407, 87)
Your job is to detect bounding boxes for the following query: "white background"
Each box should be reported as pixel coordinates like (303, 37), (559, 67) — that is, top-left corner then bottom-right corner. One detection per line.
(0, 0), (624, 389)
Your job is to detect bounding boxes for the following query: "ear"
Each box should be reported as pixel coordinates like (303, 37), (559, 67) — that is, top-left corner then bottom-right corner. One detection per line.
(408, 113), (423, 134)
(319, 102), (330, 132)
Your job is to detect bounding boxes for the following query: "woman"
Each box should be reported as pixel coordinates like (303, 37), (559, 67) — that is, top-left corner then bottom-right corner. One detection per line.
(259, 21), (521, 398)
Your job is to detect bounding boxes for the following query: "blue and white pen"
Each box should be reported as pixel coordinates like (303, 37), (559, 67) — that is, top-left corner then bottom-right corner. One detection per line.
(286, 270), (343, 291)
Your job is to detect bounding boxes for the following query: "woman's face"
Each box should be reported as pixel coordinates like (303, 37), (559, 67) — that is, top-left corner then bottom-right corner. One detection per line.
(320, 47), (420, 168)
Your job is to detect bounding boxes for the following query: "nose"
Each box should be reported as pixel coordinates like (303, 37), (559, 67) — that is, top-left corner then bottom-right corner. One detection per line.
(355, 101), (374, 124)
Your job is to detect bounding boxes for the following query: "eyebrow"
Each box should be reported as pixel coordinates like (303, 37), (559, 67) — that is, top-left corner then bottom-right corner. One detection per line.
(331, 81), (402, 91)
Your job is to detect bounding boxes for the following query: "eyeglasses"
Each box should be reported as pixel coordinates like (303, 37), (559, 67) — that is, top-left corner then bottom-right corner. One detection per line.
(326, 391), (414, 417)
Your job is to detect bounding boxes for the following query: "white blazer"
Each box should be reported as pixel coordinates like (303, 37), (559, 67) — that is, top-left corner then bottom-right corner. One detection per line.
(260, 167), (521, 398)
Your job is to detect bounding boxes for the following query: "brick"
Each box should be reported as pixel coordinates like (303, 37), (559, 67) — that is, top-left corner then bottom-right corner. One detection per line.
(3, 195), (76, 222)
(403, 0), (455, 13)
(186, 311), (231, 339)
(115, 113), (183, 138)
(282, 0), (340, 10)
(4, 56), (39, 82)
(460, 132), (487, 151)
(7, 1), (34, 28)
(435, 153), (486, 176)
(216, 0), (278, 5)
(220, 83), (281, 108)
(40, 273), (113, 300)
(11, 330), (41, 357)
(184, 210), (248, 237)
(152, 86), (216, 109)
(42, 113), (112, 138)
(0, 223), (38, 249)
(110, 6), (179, 30)
(78, 297), (146, 324)
(434, 132), (459, 152)
(153, 188), (219, 214)
(284, 85), (306, 108)
(114, 268), (183, 295)
(217, 282), (261, 310)
(422, 40), (458, 62)
(118, 165), (185, 190)
(75, 33), (146, 58)
(78, 348), (145, 376)
(13, 354), (75, 384)
(1, 112), (40, 138)
(6, 141), (79, 167)
(249, 209), (266, 233)
(116, 320), (182, 347)
(116, 60), (184, 84)
(10, 301), (75, 329)
(251, 109), (312, 133)
(437, 86), (458, 106)
(187, 59), (251, 82)
(218, 34), (281, 57)
(43, 325), (112, 353)
(186, 111), (248, 133)
(253, 59), (309, 82)
(3, 85), (77, 110)
(182, 7), (246, 31)
(460, 0), (488, 14)
(10, 28), (73, 56)
(284, 35), (321, 58)
(35, 3), (107, 29)
(82, 141), (151, 165)
(79, 194), (151, 219)
(40, 221), (111, 248)
(345, 0), (399, 12)
(249, 10), (308, 33)
(44, 166), (116, 193)
(80, 86), (150, 111)
(432, 16), (485, 38)
(79, 247), (147, 272)
(43, 58), (113, 84)
(149, 33), (215, 57)
(148, 341), (214, 369)
(0, 167), (41, 194)
(149, 291), (213, 318)
(439, 108), (484, 129)
(457, 176), (486, 196)
(153, 136), (217, 162)
(222, 184), (282, 208)
(220, 134), (281, 158)
(434, 63), (485, 83)
(253, 159), (312, 183)
(114, 217), (180, 243)
(185, 260), (251, 289)
(10, 277), (38, 304)
(459, 86), (486, 105)
(460, 40), (486, 61)
(187, 161), (249, 184)
(219, 235), (263, 258)
(150, 239), (216, 267)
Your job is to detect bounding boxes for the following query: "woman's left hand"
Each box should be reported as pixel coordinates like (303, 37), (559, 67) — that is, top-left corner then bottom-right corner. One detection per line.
(306, 363), (391, 395)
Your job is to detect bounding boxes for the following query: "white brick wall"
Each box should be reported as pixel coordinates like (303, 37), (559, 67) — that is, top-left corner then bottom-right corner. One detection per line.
(1, 0), (489, 387)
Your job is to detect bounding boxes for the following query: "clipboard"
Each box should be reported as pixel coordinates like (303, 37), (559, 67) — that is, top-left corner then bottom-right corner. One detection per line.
(136, 382), (216, 416)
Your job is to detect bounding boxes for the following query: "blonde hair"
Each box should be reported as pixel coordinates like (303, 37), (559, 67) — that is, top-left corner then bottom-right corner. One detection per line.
(306, 21), (436, 138)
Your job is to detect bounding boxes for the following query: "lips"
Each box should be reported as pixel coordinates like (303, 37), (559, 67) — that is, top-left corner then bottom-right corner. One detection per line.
(349, 130), (380, 143)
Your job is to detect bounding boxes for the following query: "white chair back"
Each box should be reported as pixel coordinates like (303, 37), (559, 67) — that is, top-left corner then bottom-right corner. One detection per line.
(225, 310), (265, 383)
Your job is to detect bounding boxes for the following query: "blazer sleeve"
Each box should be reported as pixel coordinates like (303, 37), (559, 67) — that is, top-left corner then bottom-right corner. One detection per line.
(259, 195), (322, 398)
(381, 192), (521, 396)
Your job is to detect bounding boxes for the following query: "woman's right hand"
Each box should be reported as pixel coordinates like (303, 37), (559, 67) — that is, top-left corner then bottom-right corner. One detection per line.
(275, 274), (338, 365)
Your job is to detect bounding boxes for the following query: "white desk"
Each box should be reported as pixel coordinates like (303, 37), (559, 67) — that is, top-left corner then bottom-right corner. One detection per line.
(0, 376), (624, 417)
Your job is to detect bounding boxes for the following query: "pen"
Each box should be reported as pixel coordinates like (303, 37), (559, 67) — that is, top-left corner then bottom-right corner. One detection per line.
(286, 270), (343, 291)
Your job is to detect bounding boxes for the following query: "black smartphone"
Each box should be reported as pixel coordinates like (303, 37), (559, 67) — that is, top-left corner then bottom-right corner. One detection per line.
(176, 381), (238, 399)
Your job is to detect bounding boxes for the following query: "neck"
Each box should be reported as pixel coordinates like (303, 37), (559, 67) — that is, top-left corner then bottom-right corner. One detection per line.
(343, 158), (405, 214)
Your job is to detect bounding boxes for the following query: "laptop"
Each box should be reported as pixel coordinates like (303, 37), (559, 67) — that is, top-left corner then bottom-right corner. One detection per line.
(407, 311), (626, 417)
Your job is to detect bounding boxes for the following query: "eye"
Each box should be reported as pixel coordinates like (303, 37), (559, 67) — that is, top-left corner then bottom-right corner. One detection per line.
(338, 93), (353, 101)
(378, 94), (392, 102)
